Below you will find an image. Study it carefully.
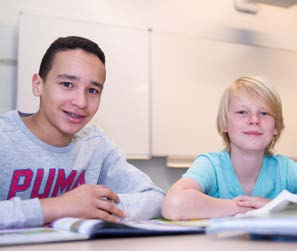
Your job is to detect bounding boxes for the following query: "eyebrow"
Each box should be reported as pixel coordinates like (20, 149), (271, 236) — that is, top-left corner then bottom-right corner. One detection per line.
(57, 74), (104, 90)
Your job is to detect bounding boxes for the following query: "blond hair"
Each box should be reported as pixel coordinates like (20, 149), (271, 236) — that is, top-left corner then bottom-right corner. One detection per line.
(216, 77), (284, 155)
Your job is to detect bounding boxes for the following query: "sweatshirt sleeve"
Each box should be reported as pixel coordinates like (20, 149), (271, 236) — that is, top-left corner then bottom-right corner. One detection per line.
(0, 197), (44, 229)
(98, 146), (165, 221)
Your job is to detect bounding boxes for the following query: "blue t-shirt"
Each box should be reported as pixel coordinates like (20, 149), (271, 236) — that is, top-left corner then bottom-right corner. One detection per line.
(183, 150), (297, 199)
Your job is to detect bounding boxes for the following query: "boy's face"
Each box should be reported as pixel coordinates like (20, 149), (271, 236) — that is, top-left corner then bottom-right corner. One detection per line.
(225, 90), (278, 154)
(33, 49), (106, 144)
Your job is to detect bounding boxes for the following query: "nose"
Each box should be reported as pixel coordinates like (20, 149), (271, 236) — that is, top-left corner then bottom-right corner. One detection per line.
(72, 91), (88, 109)
(248, 113), (260, 125)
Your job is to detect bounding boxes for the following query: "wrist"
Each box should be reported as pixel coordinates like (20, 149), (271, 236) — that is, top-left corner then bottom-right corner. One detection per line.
(40, 197), (64, 224)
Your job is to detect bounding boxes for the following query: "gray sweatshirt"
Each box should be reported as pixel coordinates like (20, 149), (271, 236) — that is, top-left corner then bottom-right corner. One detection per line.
(0, 110), (165, 229)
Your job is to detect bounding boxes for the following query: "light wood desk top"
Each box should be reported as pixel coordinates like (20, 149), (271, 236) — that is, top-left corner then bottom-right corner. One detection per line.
(2, 234), (297, 251)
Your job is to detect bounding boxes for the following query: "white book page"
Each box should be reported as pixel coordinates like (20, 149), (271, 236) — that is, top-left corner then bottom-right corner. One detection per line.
(0, 227), (87, 246)
(123, 219), (206, 231)
(51, 217), (102, 235)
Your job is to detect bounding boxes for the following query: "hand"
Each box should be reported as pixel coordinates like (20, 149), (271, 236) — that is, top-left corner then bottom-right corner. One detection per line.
(233, 195), (270, 209)
(41, 184), (126, 224)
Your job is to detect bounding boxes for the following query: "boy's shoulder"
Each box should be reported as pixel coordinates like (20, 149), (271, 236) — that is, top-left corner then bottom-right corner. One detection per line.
(74, 124), (114, 145)
(75, 125), (103, 140)
(197, 150), (229, 162)
(74, 125), (118, 155)
(0, 110), (18, 132)
(269, 153), (296, 166)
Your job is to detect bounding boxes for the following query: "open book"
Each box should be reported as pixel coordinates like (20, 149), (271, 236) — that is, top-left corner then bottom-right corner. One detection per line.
(207, 190), (297, 237)
(0, 217), (207, 246)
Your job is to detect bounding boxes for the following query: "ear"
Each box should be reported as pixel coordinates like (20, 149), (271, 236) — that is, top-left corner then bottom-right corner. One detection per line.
(273, 127), (278, 136)
(32, 74), (43, 97)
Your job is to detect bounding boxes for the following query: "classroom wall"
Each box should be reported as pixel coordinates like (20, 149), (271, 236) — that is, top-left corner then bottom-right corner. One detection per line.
(1, 0), (297, 191)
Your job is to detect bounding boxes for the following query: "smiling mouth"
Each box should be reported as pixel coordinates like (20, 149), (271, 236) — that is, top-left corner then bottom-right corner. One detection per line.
(243, 131), (262, 136)
(64, 111), (85, 119)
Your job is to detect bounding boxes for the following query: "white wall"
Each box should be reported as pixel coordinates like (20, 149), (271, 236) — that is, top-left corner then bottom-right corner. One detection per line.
(1, 0), (297, 34)
(1, 0), (297, 190)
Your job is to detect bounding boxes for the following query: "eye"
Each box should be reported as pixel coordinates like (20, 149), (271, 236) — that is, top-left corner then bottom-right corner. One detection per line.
(61, 82), (73, 88)
(88, 88), (99, 94)
(260, 111), (269, 116)
(236, 110), (247, 115)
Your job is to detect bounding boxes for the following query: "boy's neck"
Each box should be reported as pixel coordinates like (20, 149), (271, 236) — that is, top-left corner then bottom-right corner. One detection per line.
(21, 112), (73, 147)
(230, 148), (265, 195)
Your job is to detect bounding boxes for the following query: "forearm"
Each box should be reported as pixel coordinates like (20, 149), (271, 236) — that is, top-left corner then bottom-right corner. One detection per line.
(0, 197), (44, 229)
(162, 189), (241, 220)
(118, 190), (165, 221)
(100, 151), (165, 221)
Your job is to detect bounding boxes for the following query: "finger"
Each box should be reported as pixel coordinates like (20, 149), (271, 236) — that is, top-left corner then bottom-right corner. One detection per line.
(247, 199), (269, 209)
(236, 200), (252, 207)
(93, 209), (122, 223)
(236, 199), (265, 209)
(96, 199), (126, 218)
(233, 195), (251, 201)
(95, 186), (120, 203)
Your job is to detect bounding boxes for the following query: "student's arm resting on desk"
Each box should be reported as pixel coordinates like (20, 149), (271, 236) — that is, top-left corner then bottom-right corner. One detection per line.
(0, 197), (43, 229)
(0, 184), (126, 229)
(162, 178), (252, 220)
(98, 148), (165, 221)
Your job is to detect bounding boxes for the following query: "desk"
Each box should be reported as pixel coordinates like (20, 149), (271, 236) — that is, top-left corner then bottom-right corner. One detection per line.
(2, 234), (297, 251)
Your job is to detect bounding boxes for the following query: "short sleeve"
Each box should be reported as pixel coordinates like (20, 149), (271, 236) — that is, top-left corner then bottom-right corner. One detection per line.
(183, 154), (217, 194)
(286, 157), (297, 193)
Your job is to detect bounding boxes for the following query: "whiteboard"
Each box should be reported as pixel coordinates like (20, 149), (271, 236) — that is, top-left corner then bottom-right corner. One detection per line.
(17, 13), (150, 159)
(152, 31), (297, 158)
